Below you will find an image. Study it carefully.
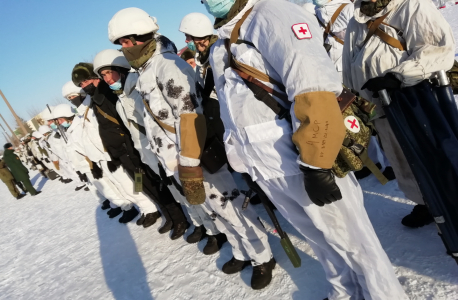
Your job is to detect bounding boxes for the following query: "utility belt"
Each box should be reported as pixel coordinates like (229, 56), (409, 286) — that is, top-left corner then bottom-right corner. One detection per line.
(142, 99), (227, 174)
(224, 7), (388, 184)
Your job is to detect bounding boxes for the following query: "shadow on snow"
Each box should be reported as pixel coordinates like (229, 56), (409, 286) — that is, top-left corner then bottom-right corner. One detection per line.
(96, 208), (154, 300)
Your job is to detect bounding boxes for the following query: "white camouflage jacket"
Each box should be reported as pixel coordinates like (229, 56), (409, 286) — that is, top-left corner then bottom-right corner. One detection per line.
(210, 0), (342, 181)
(136, 36), (204, 174)
(115, 72), (161, 174)
(342, 0), (456, 117)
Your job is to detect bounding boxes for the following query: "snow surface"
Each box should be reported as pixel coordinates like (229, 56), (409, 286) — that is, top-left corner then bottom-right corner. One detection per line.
(0, 169), (457, 300)
(1, 5), (458, 300)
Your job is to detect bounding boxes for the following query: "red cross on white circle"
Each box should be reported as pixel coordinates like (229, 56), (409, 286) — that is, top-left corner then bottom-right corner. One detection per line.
(344, 116), (361, 133)
(292, 23), (312, 40)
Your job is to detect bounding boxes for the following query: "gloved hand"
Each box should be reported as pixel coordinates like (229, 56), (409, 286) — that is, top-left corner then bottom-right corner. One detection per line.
(91, 162), (103, 179)
(361, 73), (401, 97)
(178, 165), (206, 205)
(300, 165), (342, 207)
(107, 160), (120, 173)
(76, 171), (88, 182)
(44, 158), (50, 163)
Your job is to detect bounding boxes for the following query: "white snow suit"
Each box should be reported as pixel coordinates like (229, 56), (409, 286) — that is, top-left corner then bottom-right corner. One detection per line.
(116, 71), (218, 233)
(80, 96), (157, 214)
(342, 0), (456, 205)
(210, 0), (407, 298)
(135, 36), (272, 264)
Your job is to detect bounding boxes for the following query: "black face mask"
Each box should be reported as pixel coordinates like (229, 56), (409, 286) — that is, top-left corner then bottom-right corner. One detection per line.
(83, 83), (96, 96)
(69, 95), (83, 107)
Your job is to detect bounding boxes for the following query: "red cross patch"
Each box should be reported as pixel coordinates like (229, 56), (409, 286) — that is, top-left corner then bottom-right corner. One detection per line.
(344, 116), (361, 133)
(292, 23), (312, 40)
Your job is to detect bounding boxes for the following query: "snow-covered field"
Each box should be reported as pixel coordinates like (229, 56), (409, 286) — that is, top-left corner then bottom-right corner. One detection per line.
(1, 4), (458, 300)
(0, 170), (457, 300)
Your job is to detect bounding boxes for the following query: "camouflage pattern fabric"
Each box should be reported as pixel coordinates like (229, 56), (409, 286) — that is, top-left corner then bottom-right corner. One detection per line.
(360, 0), (392, 17)
(447, 60), (458, 94)
(332, 102), (374, 178)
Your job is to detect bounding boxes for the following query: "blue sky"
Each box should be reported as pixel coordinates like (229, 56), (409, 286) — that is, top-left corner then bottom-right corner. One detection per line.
(0, 0), (214, 144)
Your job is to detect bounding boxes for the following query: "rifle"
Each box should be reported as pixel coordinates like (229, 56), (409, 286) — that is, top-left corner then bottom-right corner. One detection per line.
(242, 174), (301, 268)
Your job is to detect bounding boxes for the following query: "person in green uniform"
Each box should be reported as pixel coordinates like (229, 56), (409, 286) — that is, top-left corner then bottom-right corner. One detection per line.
(0, 158), (26, 199)
(3, 143), (41, 196)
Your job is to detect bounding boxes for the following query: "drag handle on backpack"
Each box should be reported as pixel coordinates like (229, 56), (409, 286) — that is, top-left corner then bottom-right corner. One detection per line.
(379, 89), (392, 106)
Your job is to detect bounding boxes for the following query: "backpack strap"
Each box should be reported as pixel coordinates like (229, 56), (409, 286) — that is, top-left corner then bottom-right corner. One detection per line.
(95, 105), (120, 125)
(363, 13), (406, 52)
(142, 99), (177, 134)
(228, 8), (287, 91)
(128, 120), (147, 136)
(225, 7), (291, 115)
(321, 3), (348, 46)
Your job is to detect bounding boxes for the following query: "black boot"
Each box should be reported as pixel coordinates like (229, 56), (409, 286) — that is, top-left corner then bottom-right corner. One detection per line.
(171, 221), (190, 240)
(101, 200), (111, 210)
(119, 207), (139, 224)
(32, 191), (42, 196)
(382, 166), (396, 181)
(186, 225), (207, 244)
(401, 204), (434, 228)
(16, 194), (26, 200)
(203, 233), (227, 255)
(159, 220), (173, 234)
(136, 214), (146, 226)
(251, 258), (276, 290)
(107, 207), (122, 218)
(143, 211), (162, 228)
(84, 187), (90, 191)
(222, 256), (251, 274)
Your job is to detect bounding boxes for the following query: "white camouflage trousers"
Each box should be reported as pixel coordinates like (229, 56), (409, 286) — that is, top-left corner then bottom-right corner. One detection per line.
(257, 173), (408, 300)
(196, 166), (273, 266)
(100, 161), (158, 214)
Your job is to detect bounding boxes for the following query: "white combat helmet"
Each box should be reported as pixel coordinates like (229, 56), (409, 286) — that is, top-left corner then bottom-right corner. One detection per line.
(179, 13), (214, 38)
(52, 103), (76, 119)
(62, 81), (86, 100)
(40, 106), (55, 121)
(93, 49), (131, 76)
(302, 3), (316, 15)
(108, 7), (159, 44)
(38, 125), (52, 135)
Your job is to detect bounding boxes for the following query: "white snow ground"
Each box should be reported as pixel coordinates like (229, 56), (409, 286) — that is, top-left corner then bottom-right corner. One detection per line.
(2, 5), (458, 300)
(0, 169), (457, 300)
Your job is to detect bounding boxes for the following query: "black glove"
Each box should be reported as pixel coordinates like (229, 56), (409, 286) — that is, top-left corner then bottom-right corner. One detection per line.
(44, 158), (50, 163)
(76, 171), (88, 182)
(91, 162), (103, 179)
(300, 166), (342, 207)
(107, 160), (120, 173)
(361, 73), (402, 97)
